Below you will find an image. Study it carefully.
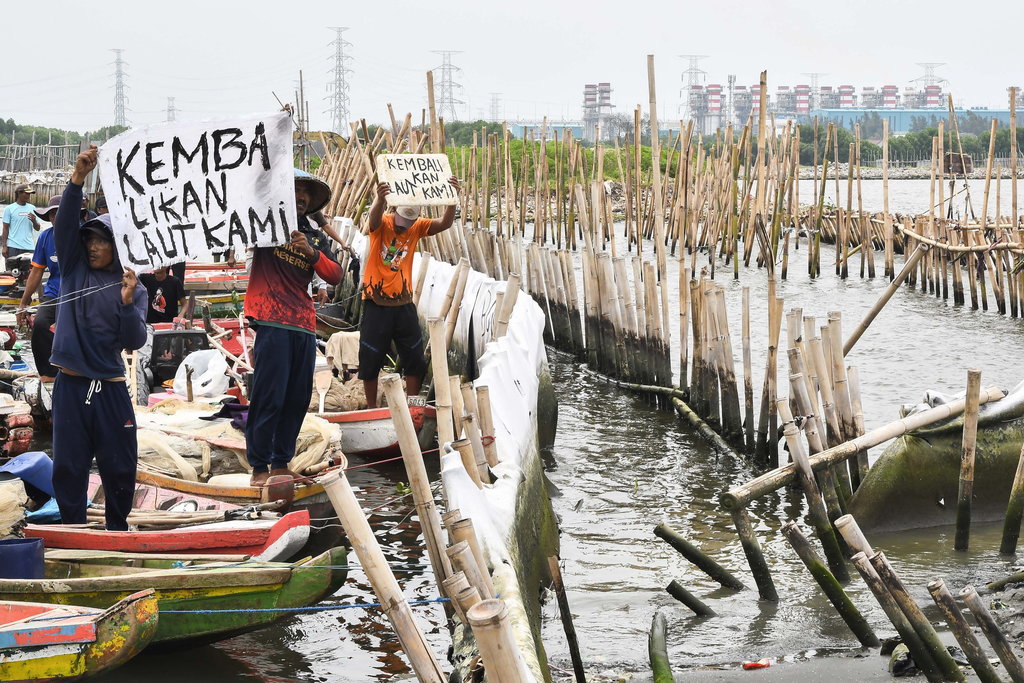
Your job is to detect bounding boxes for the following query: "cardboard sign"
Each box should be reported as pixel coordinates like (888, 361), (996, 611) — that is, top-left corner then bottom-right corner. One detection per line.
(377, 154), (456, 206)
(97, 112), (296, 271)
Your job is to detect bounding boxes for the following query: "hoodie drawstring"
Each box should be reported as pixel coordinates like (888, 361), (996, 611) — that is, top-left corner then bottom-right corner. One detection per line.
(85, 380), (102, 406)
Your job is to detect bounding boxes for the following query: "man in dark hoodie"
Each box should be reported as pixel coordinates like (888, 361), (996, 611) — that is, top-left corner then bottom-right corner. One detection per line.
(50, 145), (148, 531)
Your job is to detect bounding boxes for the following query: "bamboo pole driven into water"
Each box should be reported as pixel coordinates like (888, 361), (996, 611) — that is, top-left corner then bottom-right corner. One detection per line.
(1000, 442), (1024, 555)
(665, 580), (716, 617)
(927, 579), (1002, 683)
(321, 471), (446, 683)
(781, 522), (878, 647)
(466, 599), (533, 683)
(648, 612), (674, 683)
(959, 585), (1024, 682)
(954, 369), (982, 551)
(653, 523), (745, 590)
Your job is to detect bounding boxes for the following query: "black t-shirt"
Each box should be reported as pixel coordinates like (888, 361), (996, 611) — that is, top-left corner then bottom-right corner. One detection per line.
(139, 273), (185, 323)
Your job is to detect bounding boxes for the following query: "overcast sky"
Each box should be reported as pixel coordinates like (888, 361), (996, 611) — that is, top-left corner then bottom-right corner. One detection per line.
(4, 0), (1022, 135)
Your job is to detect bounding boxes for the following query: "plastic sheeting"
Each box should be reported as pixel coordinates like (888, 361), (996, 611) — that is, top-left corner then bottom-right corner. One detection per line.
(348, 228), (550, 681)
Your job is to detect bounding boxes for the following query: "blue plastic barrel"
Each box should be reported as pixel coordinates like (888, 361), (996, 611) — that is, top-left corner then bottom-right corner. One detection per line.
(0, 537), (44, 579)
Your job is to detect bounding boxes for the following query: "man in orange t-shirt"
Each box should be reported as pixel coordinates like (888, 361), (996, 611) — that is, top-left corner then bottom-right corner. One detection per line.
(359, 178), (460, 407)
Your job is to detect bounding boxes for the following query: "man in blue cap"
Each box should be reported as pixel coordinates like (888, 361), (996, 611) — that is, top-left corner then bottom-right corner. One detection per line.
(49, 145), (148, 531)
(241, 169), (342, 487)
(2, 183), (38, 264)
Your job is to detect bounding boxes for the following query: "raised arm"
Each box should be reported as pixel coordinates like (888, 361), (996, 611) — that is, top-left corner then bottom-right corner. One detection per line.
(366, 182), (390, 233)
(55, 146), (99, 272)
(427, 177), (462, 235)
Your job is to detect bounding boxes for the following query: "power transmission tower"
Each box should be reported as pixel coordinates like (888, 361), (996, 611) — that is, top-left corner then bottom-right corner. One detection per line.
(111, 49), (129, 127)
(489, 92), (502, 122)
(431, 51), (464, 122)
(326, 27), (352, 134)
(802, 72), (827, 111)
(913, 62), (948, 87)
(675, 55), (708, 122)
(166, 97), (176, 122)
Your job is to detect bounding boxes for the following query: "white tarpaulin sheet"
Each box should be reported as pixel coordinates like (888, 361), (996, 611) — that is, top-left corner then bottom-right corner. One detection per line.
(97, 112), (296, 271)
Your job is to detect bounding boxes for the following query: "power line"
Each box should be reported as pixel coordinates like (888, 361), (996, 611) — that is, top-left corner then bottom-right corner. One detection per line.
(111, 49), (129, 127)
(325, 27), (352, 134)
(431, 51), (464, 122)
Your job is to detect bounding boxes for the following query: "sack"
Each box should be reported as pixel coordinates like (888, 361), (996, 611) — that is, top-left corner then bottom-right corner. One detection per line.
(173, 349), (229, 398)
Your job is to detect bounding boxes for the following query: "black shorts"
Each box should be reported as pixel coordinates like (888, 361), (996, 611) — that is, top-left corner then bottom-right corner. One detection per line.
(357, 300), (427, 380)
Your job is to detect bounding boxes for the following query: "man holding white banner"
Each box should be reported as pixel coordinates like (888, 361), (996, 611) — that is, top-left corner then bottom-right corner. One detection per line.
(50, 146), (149, 531)
(242, 168), (342, 487)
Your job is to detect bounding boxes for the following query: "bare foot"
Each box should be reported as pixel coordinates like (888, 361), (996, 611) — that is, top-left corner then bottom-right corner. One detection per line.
(270, 467), (301, 480)
(250, 471), (270, 487)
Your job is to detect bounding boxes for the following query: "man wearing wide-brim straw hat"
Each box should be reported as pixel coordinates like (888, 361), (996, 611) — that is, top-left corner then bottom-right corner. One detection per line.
(359, 177), (460, 408)
(242, 168), (343, 488)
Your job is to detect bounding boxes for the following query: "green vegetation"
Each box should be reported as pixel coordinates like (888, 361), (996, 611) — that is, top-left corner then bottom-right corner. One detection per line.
(0, 119), (127, 146)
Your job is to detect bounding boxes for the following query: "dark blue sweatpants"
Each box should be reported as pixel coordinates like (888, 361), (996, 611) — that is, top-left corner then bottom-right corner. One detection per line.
(51, 372), (138, 531)
(245, 325), (315, 473)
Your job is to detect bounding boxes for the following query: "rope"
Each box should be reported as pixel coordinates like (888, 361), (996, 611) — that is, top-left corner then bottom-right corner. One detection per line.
(162, 597), (449, 614)
(20, 281), (123, 312)
(26, 597), (450, 622)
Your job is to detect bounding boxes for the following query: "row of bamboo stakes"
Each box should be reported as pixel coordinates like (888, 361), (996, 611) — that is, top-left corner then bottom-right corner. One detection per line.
(313, 66), (1024, 472)
(309, 62), (1024, 678)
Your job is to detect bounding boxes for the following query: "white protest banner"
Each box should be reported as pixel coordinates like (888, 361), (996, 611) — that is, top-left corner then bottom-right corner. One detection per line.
(377, 154), (456, 206)
(97, 112), (296, 271)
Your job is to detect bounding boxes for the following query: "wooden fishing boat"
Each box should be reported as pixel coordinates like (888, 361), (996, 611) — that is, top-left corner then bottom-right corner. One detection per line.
(0, 547), (347, 648)
(88, 472), (238, 514)
(23, 509), (310, 561)
(318, 404), (437, 458)
(0, 589), (158, 682)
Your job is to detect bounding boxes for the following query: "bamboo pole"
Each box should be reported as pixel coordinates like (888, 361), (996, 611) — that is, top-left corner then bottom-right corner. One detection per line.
(547, 557), (586, 683)
(475, 385), (500, 467)
(849, 552), (943, 683)
(959, 585), (1024, 682)
(450, 518), (496, 598)
(653, 523), (745, 590)
(870, 552), (965, 682)
(447, 540), (494, 600)
(381, 375), (453, 586)
(1000, 442), (1024, 555)
(466, 599), (532, 683)
(777, 400), (849, 581)
(648, 612), (673, 683)
(452, 438), (484, 489)
(954, 369), (982, 551)
(731, 505), (778, 601)
(666, 580), (716, 617)
(427, 318), (456, 448)
(927, 579), (1002, 683)
(781, 522), (878, 647)
(321, 471), (446, 682)
(442, 571), (473, 622)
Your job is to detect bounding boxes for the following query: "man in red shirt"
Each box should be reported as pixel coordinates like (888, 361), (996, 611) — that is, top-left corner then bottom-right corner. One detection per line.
(359, 178), (459, 408)
(243, 170), (342, 487)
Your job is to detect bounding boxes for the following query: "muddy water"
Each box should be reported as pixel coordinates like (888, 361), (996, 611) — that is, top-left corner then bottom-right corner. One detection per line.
(68, 179), (1024, 679)
(540, 181), (1024, 678)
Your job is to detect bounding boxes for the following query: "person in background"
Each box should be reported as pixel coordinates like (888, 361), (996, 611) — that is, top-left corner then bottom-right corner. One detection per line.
(358, 178), (460, 408)
(49, 145), (148, 531)
(2, 183), (38, 264)
(16, 196), (64, 381)
(139, 266), (185, 324)
(242, 169), (342, 487)
(94, 195), (108, 215)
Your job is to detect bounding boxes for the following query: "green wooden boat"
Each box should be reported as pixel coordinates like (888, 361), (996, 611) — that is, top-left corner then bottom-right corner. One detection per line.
(0, 546), (347, 648)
